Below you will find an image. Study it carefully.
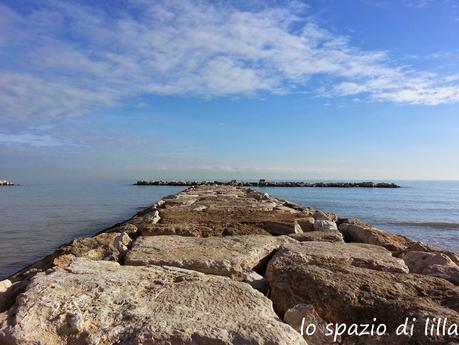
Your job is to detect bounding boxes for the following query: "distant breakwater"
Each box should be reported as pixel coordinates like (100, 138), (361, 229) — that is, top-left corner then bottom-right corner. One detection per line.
(135, 179), (400, 188)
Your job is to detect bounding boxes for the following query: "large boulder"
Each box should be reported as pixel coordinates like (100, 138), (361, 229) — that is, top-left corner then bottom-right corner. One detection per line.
(338, 223), (411, 253)
(266, 242), (409, 280)
(400, 249), (459, 285)
(266, 243), (459, 344)
(0, 257), (306, 345)
(125, 235), (290, 280)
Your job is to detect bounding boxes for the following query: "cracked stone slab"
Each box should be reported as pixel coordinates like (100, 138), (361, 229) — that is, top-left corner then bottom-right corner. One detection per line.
(0, 257), (306, 345)
(266, 241), (409, 278)
(125, 235), (291, 279)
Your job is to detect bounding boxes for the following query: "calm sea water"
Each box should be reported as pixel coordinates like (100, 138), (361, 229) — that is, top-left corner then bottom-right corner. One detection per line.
(0, 180), (458, 278)
(0, 182), (185, 279)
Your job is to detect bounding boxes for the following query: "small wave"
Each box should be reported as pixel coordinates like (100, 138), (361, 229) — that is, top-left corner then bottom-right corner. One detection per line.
(388, 221), (459, 230)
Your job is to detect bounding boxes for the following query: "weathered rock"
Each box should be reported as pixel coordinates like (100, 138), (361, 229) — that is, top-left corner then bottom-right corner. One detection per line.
(157, 188), (306, 236)
(263, 221), (302, 235)
(0, 257), (306, 345)
(289, 231), (344, 243)
(266, 245), (459, 344)
(243, 271), (269, 294)
(284, 304), (337, 345)
(266, 242), (408, 279)
(313, 210), (330, 221)
(339, 223), (411, 253)
(422, 264), (459, 285)
(140, 223), (216, 237)
(401, 251), (456, 273)
(131, 209), (161, 230)
(125, 235), (289, 280)
(113, 232), (132, 255)
(313, 220), (338, 232)
(295, 217), (315, 232)
(192, 205), (207, 211)
(404, 241), (459, 266)
(0, 280), (13, 312)
(274, 205), (300, 213)
(0, 280), (11, 293)
(59, 232), (131, 262)
(110, 222), (138, 235)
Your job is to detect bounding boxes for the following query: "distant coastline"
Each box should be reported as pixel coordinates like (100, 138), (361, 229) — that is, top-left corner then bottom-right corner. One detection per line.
(135, 179), (400, 188)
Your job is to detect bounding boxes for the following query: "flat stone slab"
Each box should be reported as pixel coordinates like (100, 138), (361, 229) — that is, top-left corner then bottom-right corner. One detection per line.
(0, 257), (306, 345)
(125, 235), (289, 279)
(266, 241), (409, 277)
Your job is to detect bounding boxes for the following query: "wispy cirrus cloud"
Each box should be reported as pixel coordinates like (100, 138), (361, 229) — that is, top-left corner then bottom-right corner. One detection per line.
(1, 0), (459, 123)
(0, 132), (77, 147)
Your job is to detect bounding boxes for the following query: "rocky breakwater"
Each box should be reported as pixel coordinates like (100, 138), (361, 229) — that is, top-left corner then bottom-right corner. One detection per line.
(135, 179), (401, 188)
(0, 186), (457, 345)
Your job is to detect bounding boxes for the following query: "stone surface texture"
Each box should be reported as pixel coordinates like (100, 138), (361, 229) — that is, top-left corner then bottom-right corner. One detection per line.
(125, 234), (289, 279)
(0, 257), (306, 345)
(284, 304), (337, 345)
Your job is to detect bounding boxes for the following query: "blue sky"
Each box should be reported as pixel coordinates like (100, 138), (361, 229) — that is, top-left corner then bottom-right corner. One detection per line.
(1, 0), (459, 182)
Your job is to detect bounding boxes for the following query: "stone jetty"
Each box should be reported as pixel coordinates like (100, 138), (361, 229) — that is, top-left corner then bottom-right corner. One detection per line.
(0, 186), (458, 344)
(135, 179), (400, 188)
(0, 180), (14, 186)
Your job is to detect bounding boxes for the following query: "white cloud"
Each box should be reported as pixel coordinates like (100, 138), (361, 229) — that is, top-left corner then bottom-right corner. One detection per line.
(1, 0), (459, 122)
(0, 132), (76, 147)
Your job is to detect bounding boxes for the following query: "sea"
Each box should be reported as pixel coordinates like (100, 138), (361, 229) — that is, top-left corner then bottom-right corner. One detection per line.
(0, 180), (458, 279)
